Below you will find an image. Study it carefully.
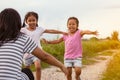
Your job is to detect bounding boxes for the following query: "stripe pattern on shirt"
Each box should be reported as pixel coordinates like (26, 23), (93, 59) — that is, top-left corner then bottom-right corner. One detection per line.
(0, 34), (37, 80)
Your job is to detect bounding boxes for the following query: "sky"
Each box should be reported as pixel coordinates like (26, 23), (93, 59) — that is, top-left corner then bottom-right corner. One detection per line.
(0, 0), (120, 40)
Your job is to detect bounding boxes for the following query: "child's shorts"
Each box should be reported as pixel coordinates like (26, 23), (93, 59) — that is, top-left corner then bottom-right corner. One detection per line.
(23, 56), (40, 66)
(64, 57), (82, 67)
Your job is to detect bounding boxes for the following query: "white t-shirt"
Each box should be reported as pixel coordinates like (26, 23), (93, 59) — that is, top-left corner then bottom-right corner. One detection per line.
(0, 34), (37, 80)
(21, 26), (45, 48)
(21, 26), (46, 59)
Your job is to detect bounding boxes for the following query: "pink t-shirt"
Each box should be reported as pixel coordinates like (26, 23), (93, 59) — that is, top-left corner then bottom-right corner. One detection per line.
(63, 29), (82, 59)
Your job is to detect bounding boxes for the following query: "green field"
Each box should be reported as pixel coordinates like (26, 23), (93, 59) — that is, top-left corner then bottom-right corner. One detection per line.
(41, 39), (120, 66)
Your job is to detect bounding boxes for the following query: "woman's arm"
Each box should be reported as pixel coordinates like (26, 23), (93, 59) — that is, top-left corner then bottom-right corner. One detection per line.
(32, 47), (68, 75)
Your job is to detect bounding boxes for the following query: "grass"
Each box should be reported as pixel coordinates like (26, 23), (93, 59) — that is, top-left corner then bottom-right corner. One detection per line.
(82, 40), (120, 65)
(41, 39), (120, 66)
(101, 50), (120, 80)
(98, 50), (114, 56)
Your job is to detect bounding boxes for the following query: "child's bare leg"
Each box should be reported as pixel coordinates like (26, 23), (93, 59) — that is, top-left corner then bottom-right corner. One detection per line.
(34, 60), (41, 80)
(74, 67), (81, 80)
(67, 67), (72, 80)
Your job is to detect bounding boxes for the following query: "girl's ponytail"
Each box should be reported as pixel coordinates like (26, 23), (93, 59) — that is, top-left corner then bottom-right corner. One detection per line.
(22, 19), (26, 27)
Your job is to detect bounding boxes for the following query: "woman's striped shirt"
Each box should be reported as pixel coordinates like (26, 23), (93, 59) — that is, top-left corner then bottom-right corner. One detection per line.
(0, 34), (37, 80)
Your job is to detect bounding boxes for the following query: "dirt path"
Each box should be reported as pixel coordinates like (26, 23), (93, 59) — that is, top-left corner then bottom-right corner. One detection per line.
(80, 56), (110, 80)
(33, 55), (111, 80)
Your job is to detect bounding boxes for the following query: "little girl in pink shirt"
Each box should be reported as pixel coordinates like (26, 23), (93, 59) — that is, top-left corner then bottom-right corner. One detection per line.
(42, 17), (98, 80)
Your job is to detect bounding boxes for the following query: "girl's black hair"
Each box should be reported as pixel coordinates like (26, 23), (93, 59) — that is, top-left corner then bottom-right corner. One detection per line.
(22, 11), (38, 27)
(0, 8), (22, 46)
(67, 17), (79, 27)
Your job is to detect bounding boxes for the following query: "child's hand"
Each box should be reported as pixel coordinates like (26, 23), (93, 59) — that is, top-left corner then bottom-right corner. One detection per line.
(93, 30), (99, 36)
(41, 38), (48, 44)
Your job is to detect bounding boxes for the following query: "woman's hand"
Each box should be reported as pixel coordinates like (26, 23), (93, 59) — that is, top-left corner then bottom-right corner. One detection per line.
(60, 65), (68, 76)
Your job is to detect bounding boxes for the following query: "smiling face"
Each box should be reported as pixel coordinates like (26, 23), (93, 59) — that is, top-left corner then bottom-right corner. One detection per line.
(26, 15), (38, 30)
(67, 18), (78, 34)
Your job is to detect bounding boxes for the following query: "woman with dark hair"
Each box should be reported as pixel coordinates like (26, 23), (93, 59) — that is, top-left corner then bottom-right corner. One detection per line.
(0, 8), (68, 80)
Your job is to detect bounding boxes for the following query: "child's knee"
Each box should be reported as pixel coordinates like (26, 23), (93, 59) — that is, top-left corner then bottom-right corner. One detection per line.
(75, 68), (81, 75)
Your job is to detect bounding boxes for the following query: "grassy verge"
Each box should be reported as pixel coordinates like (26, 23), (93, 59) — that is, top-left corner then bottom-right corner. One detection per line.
(101, 50), (120, 80)
(82, 40), (120, 65)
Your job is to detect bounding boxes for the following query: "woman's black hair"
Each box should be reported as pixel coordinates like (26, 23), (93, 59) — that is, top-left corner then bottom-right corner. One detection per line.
(22, 11), (38, 27)
(0, 8), (22, 46)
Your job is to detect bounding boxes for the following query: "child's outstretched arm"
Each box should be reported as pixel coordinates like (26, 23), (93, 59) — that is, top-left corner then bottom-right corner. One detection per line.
(44, 29), (68, 35)
(41, 37), (63, 44)
(80, 30), (98, 37)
